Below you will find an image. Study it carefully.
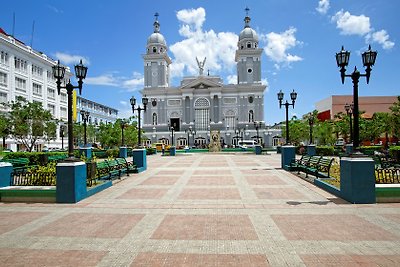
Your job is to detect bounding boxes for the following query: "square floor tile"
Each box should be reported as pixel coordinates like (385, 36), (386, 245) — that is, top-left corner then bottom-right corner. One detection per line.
(30, 213), (144, 238)
(193, 170), (231, 175)
(139, 176), (179, 185)
(0, 212), (48, 234)
(187, 176), (236, 185)
(272, 214), (398, 241)
(0, 248), (107, 267)
(117, 188), (168, 199)
(246, 175), (286, 185)
(254, 188), (306, 199)
(151, 214), (258, 240)
(130, 252), (269, 267)
(178, 188), (241, 199)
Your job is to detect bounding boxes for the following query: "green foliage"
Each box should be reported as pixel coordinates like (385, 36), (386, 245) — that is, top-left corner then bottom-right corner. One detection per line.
(359, 145), (383, 156)
(146, 147), (156, 155)
(1, 97), (57, 151)
(2, 151), (67, 165)
(316, 146), (335, 156)
(106, 148), (119, 158)
(314, 121), (335, 145)
(389, 146), (400, 160)
(93, 149), (108, 158)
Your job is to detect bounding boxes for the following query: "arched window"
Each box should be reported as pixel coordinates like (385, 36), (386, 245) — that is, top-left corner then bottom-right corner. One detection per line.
(224, 110), (236, 129)
(248, 110), (254, 122)
(152, 113), (157, 125)
(152, 47), (157, 53)
(247, 42), (251, 48)
(194, 97), (210, 131)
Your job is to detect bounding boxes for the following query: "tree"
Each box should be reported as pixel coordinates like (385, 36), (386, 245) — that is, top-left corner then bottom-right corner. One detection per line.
(314, 120), (335, 145)
(2, 97), (57, 152)
(0, 114), (11, 149)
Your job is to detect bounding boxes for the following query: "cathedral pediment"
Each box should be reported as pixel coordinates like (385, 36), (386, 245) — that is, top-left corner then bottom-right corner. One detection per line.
(180, 76), (223, 90)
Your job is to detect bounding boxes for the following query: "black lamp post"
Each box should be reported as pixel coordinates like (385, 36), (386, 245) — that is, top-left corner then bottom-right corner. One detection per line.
(80, 110), (90, 147)
(336, 45), (377, 149)
(60, 124), (66, 150)
(344, 103), (354, 143)
(277, 89), (297, 145)
(53, 59), (88, 159)
(130, 95), (148, 148)
(169, 125), (175, 146)
(253, 121), (263, 144)
(307, 113), (314, 145)
(120, 119), (127, 146)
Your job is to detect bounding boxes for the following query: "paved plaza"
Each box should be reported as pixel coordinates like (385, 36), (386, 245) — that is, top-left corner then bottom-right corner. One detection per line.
(0, 152), (400, 266)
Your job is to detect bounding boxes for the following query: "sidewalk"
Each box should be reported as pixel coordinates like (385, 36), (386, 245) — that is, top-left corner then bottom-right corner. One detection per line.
(0, 152), (399, 266)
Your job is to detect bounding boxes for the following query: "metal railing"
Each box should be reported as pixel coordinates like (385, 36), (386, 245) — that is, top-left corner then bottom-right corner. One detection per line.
(12, 172), (56, 186)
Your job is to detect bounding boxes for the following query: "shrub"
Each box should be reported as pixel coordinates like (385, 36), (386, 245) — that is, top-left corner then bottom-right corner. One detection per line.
(316, 146), (334, 156)
(359, 145), (383, 156)
(389, 146), (400, 161)
(106, 148), (119, 158)
(146, 147), (156, 155)
(2, 151), (67, 165)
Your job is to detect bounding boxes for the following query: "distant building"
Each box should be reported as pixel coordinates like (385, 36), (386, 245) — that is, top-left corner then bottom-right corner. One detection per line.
(141, 11), (271, 147)
(316, 95), (398, 121)
(76, 96), (118, 126)
(0, 27), (118, 151)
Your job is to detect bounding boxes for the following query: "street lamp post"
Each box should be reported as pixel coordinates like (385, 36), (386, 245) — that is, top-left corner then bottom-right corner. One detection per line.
(336, 45), (377, 149)
(307, 113), (314, 145)
(53, 60), (88, 159)
(253, 121), (263, 144)
(130, 96), (148, 148)
(80, 110), (90, 147)
(120, 119), (127, 146)
(277, 89), (297, 145)
(344, 103), (354, 143)
(60, 124), (66, 150)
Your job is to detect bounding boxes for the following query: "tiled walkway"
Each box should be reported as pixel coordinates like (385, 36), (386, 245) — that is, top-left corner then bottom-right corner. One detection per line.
(1, 152), (400, 266)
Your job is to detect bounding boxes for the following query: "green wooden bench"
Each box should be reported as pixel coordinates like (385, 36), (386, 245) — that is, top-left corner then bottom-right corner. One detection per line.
(1, 158), (30, 173)
(48, 154), (68, 162)
(115, 158), (137, 174)
(105, 159), (124, 179)
(96, 161), (112, 180)
(288, 155), (312, 172)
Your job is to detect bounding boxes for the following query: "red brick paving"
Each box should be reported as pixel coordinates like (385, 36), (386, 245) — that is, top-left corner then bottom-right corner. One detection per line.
(254, 188), (306, 199)
(187, 176), (236, 185)
(117, 188), (168, 199)
(151, 214), (258, 240)
(272, 214), (398, 241)
(178, 188), (241, 199)
(0, 212), (48, 234)
(139, 176), (179, 185)
(0, 248), (107, 267)
(246, 175), (286, 185)
(30, 213), (144, 238)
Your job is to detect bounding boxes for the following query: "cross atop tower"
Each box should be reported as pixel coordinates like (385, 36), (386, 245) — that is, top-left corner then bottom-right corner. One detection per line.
(154, 12), (159, 21)
(245, 7), (250, 16)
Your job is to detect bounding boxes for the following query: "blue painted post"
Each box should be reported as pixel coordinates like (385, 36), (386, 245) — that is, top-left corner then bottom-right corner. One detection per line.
(132, 148), (147, 173)
(345, 144), (353, 155)
(281, 145), (296, 171)
(307, 145), (316, 156)
(340, 157), (376, 204)
(56, 161), (87, 203)
(79, 147), (92, 160)
(0, 162), (13, 187)
(255, 145), (262, 155)
(169, 146), (176, 156)
(119, 146), (128, 158)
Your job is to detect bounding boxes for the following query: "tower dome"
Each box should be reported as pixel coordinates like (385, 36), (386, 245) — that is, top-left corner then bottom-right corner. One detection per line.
(146, 13), (167, 54)
(238, 7), (259, 50)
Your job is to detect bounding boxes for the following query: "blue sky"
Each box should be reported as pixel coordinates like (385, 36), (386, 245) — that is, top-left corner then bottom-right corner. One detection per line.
(1, 0), (398, 125)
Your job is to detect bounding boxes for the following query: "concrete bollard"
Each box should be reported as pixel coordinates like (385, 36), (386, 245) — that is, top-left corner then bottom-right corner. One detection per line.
(56, 161), (87, 203)
(119, 147), (128, 158)
(281, 145), (296, 171)
(132, 149), (147, 173)
(307, 145), (316, 156)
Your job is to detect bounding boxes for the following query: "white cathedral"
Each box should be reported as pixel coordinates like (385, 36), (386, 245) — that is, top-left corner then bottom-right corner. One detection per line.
(141, 11), (272, 148)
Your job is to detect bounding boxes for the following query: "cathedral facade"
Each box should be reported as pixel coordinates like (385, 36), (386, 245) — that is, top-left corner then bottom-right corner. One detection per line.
(141, 12), (269, 148)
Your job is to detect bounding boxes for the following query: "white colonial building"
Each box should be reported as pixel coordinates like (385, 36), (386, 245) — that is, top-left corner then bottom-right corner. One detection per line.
(141, 11), (278, 147)
(0, 28), (118, 151)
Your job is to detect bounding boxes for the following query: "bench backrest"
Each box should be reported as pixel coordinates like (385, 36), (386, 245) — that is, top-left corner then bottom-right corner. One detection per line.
(2, 158), (30, 167)
(306, 156), (321, 167)
(317, 157), (334, 172)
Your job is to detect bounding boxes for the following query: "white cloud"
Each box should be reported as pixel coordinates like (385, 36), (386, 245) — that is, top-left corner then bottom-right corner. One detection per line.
(170, 7), (238, 79)
(176, 7), (206, 30)
(262, 27), (303, 67)
(331, 10), (371, 36)
(226, 75), (237, 84)
(261, 78), (269, 90)
(54, 52), (90, 65)
(120, 100), (128, 106)
(366, 30), (395, 50)
(85, 72), (144, 91)
(316, 0), (330, 15)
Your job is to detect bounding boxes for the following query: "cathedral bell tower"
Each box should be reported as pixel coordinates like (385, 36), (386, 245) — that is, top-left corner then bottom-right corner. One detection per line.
(235, 7), (263, 84)
(143, 13), (172, 88)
